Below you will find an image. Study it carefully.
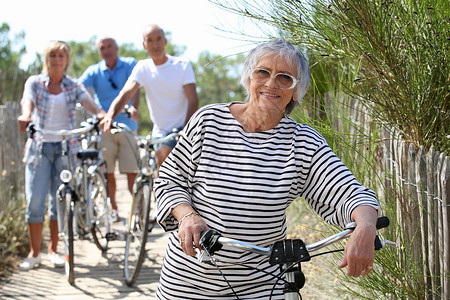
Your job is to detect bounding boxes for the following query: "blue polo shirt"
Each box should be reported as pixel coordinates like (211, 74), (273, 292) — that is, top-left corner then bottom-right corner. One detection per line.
(80, 57), (138, 130)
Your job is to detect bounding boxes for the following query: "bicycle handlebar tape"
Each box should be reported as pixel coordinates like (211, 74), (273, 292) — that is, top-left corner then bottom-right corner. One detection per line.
(200, 230), (223, 255)
(376, 216), (390, 229)
(269, 239), (310, 265)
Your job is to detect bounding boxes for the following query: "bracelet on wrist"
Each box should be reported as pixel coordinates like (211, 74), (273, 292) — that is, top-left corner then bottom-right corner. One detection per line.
(178, 211), (199, 226)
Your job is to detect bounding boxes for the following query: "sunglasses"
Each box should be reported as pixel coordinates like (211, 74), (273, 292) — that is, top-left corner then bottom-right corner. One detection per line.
(109, 77), (118, 89)
(250, 68), (299, 90)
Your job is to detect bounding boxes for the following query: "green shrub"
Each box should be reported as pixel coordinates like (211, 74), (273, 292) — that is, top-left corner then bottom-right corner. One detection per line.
(0, 177), (28, 280)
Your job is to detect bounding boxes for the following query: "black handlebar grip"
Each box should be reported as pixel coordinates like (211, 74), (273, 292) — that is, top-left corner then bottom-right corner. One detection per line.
(200, 229), (223, 254)
(376, 216), (390, 230)
(26, 123), (35, 139)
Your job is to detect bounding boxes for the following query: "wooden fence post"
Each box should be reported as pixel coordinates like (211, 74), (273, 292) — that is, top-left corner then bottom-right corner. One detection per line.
(0, 102), (26, 205)
(443, 156), (450, 300)
(416, 146), (430, 297)
(408, 144), (424, 292)
(426, 147), (439, 297)
(438, 154), (449, 299)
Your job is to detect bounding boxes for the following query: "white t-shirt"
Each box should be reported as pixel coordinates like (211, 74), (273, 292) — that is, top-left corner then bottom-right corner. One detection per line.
(129, 55), (196, 136)
(43, 92), (70, 142)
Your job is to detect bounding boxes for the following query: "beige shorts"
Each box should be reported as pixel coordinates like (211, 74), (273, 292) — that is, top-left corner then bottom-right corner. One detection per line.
(99, 131), (139, 174)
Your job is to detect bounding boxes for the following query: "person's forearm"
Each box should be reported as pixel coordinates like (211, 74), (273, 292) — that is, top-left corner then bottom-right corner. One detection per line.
(129, 89), (140, 110)
(183, 83), (199, 125)
(107, 80), (140, 119)
(108, 93), (129, 119)
(22, 99), (34, 117)
(185, 101), (198, 125)
(17, 100), (34, 132)
(351, 205), (378, 226)
(81, 98), (103, 115)
(171, 203), (197, 222)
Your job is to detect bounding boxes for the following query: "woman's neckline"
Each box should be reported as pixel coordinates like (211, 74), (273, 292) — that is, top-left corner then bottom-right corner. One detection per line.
(227, 102), (283, 133)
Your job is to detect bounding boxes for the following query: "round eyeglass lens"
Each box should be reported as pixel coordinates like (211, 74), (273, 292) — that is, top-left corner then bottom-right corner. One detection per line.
(251, 68), (296, 89)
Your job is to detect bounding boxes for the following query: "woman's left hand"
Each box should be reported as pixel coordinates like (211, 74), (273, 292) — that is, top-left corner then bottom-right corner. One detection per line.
(338, 205), (378, 277)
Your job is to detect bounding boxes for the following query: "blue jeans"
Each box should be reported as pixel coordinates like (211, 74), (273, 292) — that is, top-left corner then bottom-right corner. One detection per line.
(25, 142), (64, 223)
(153, 127), (183, 151)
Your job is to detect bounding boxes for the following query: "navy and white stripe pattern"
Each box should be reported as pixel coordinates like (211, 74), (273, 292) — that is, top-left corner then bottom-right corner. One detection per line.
(155, 103), (379, 299)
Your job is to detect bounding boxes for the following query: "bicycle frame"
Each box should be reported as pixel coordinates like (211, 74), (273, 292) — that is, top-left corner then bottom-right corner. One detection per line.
(74, 117), (110, 236)
(111, 122), (180, 286)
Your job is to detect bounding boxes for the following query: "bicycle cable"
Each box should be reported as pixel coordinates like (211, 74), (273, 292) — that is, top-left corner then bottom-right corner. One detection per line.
(203, 247), (295, 300)
(203, 248), (241, 300)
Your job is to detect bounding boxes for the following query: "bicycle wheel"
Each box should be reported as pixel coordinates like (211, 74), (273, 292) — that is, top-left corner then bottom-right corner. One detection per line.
(61, 190), (75, 284)
(124, 182), (151, 287)
(89, 171), (111, 252)
(73, 167), (89, 236)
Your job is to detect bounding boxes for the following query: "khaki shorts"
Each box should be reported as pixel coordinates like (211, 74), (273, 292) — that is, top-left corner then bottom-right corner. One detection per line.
(99, 131), (139, 174)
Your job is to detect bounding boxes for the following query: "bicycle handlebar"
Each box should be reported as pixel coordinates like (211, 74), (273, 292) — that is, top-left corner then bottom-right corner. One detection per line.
(110, 121), (181, 144)
(27, 122), (96, 138)
(199, 216), (394, 265)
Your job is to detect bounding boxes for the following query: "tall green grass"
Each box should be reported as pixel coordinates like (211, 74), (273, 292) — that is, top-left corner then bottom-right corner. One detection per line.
(213, 0), (449, 154)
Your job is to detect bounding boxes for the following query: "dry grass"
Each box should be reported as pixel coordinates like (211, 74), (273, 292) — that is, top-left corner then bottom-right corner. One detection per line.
(286, 198), (363, 300)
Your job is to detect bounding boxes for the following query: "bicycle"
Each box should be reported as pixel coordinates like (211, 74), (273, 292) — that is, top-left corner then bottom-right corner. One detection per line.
(74, 116), (114, 251)
(27, 120), (112, 284)
(110, 122), (180, 286)
(199, 216), (396, 300)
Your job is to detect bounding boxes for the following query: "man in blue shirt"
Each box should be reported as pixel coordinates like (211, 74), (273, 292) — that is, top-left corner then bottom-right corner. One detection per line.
(80, 37), (140, 221)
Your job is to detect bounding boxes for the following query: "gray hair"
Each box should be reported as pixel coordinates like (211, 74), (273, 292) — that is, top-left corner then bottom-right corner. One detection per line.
(142, 24), (166, 40)
(95, 36), (118, 49)
(240, 38), (310, 115)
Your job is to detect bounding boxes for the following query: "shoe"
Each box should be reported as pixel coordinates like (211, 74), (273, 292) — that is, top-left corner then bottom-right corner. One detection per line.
(19, 254), (42, 271)
(48, 253), (65, 268)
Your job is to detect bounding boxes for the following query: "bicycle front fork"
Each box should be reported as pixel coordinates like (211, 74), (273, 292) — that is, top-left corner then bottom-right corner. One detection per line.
(56, 183), (75, 238)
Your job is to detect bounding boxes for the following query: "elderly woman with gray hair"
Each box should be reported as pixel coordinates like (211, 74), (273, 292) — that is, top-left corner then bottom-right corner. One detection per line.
(154, 38), (380, 299)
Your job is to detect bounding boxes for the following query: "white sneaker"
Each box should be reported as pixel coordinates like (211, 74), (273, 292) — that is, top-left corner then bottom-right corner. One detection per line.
(48, 253), (65, 268)
(19, 254), (42, 271)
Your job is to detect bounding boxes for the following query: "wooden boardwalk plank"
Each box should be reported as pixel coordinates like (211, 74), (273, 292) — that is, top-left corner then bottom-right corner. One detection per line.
(0, 171), (168, 299)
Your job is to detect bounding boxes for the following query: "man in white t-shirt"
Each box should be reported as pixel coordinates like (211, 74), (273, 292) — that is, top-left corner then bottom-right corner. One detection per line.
(101, 24), (199, 168)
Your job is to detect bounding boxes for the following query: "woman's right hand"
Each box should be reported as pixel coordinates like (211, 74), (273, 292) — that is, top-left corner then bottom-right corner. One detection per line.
(173, 204), (209, 256)
(178, 213), (209, 256)
(100, 115), (113, 134)
(17, 114), (31, 133)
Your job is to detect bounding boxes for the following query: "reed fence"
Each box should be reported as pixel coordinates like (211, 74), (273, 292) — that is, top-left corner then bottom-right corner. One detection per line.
(337, 96), (449, 299)
(380, 126), (449, 299)
(0, 102), (26, 205)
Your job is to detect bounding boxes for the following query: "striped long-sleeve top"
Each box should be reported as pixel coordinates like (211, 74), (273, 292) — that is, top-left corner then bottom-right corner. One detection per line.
(155, 103), (379, 299)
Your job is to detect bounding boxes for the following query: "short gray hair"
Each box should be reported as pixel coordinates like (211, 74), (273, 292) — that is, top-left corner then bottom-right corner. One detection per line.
(240, 38), (310, 115)
(95, 36), (118, 49)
